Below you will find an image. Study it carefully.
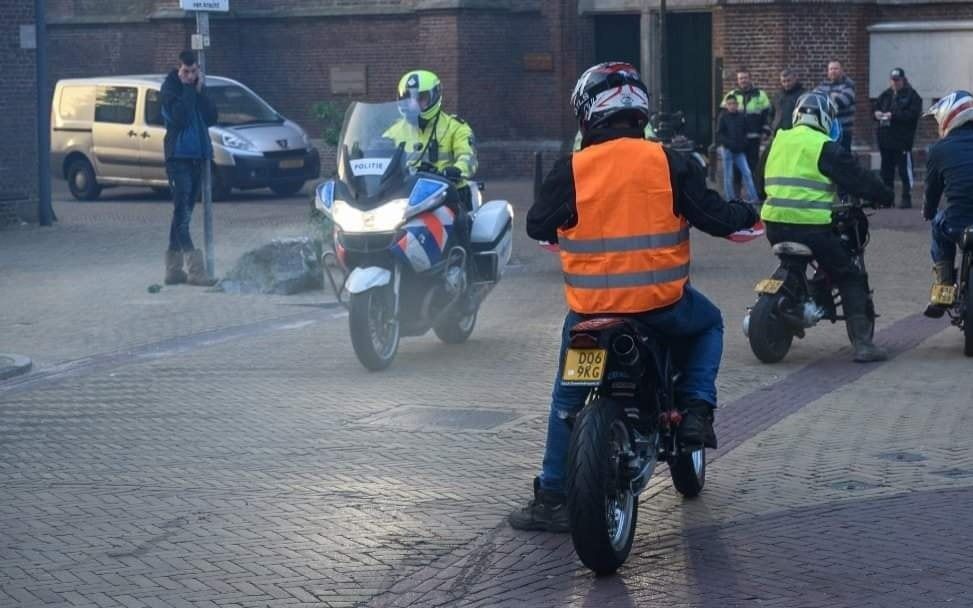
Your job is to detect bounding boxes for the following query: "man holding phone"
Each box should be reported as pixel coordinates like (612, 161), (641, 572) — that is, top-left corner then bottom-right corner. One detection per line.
(161, 50), (218, 286)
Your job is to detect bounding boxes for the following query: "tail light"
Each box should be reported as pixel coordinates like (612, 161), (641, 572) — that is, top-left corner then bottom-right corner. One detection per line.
(569, 332), (599, 348)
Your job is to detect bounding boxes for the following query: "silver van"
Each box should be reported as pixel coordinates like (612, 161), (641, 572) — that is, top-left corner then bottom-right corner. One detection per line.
(51, 75), (320, 200)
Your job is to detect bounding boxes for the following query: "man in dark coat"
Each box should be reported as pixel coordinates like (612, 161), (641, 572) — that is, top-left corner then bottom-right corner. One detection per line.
(872, 67), (923, 208)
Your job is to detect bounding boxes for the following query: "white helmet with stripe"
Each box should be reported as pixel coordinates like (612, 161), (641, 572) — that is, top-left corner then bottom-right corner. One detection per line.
(925, 90), (973, 137)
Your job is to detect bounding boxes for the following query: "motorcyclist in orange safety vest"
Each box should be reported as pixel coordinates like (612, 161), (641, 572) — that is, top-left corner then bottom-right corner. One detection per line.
(508, 62), (758, 532)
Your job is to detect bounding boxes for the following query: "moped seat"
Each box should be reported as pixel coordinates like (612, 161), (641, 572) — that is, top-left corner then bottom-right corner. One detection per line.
(772, 242), (814, 257)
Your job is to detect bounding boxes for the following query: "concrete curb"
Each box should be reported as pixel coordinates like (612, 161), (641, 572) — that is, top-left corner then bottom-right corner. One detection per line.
(0, 353), (33, 381)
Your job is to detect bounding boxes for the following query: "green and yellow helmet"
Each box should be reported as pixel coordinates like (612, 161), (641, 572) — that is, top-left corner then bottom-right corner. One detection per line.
(397, 70), (442, 121)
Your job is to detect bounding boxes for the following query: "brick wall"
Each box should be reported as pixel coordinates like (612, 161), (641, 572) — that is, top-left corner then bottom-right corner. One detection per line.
(0, 0), (38, 225)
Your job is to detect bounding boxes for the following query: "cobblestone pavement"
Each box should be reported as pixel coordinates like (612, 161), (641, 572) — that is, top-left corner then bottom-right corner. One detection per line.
(1, 180), (970, 607)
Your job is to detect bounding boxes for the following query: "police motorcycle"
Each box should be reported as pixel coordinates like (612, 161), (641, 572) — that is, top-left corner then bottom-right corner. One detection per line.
(743, 196), (877, 363)
(315, 101), (513, 370)
(928, 228), (973, 357)
(561, 316), (706, 576)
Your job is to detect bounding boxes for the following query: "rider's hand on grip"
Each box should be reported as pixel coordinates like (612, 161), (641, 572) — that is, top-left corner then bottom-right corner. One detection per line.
(442, 166), (463, 182)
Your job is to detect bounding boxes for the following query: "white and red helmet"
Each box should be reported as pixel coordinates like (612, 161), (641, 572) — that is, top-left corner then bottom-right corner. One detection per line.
(926, 90), (973, 137)
(571, 62), (650, 131)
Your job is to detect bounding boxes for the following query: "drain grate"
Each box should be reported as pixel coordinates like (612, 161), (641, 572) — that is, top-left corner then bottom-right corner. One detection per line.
(876, 451), (927, 463)
(359, 406), (521, 431)
(830, 479), (882, 491)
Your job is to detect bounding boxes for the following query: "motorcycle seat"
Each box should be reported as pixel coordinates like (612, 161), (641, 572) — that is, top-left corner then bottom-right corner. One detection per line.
(772, 242), (814, 257)
(961, 227), (973, 251)
(570, 316), (661, 344)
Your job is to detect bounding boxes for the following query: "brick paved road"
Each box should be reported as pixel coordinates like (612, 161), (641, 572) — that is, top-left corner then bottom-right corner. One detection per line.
(1, 180), (971, 607)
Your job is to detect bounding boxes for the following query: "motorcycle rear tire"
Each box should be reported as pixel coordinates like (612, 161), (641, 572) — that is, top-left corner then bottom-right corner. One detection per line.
(964, 274), (973, 357)
(433, 307), (477, 344)
(748, 294), (794, 364)
(566, 398), (638, 576)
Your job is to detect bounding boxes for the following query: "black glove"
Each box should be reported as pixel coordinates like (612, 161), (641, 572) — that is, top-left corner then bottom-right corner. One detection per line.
(728, 199), (760, 228)
(442, 166), (463, 182)
(923, 206), (937, 222)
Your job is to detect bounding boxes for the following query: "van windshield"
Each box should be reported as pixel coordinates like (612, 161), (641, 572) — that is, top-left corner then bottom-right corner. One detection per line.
(208, 84), (282, 126)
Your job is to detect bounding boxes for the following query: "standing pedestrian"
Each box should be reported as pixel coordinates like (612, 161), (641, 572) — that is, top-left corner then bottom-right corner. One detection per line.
(772, 68), (805, 133)
(717, 96), (760, 202)
(814, 60), (856, 152)
(162, 50), (218, 286)
(872, 67), (922, 208)
(724, 69), (773, 177)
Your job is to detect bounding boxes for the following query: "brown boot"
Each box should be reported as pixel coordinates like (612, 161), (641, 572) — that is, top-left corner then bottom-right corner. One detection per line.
(164, 250), (187, 285)
(186, 249), (217, 286)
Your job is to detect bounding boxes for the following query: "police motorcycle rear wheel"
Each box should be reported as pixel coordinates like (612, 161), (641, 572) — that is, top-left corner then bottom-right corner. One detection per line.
(748, 293), (794, 364)
(433, 306), (478, 344)
(566, 398), (638, 576)
(349, 286), (400, 371)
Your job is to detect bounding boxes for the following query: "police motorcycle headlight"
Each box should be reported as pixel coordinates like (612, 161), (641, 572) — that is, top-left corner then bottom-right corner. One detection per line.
(404, 178), (449, 219)
(316, 182), (409, 233)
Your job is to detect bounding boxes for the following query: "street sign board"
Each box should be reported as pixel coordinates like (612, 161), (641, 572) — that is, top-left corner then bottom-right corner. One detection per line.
(19, 25), (36, 49)
(179, 0), (229, 11)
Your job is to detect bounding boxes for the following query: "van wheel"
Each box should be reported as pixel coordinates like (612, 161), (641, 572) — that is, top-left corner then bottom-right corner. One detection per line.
(211, 168), (232, 201)
(270, 180), (305, 197)
(67, 158), (102, 201)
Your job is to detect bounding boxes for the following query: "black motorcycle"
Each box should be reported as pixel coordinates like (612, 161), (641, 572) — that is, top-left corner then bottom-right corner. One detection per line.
(744, 199), (877, 363)
(928, 226), (973, 356)
(562, 317), (706, 576)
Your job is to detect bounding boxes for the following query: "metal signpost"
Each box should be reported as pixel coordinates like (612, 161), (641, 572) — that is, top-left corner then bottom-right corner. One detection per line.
(34, 0), (55, 226)
(180, 0), (228, 278)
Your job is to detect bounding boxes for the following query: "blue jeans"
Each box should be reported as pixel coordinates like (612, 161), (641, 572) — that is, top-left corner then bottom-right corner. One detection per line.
(720, 147), (759, 202)
(167, 159), (202, 252)
(539, 286), (724, 493)
(931, 208), (973, 265)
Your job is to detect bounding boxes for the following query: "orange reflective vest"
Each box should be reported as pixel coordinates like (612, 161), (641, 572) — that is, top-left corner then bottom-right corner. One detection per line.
(557, 138), (690, 314)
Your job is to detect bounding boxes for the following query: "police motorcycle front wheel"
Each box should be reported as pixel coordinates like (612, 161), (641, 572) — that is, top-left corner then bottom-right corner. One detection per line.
(349, 285), (400, 371)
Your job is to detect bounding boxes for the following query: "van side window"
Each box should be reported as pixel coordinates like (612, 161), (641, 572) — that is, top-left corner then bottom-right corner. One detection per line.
(58, 86), (95, 122)
(94, 86), (137, 124)
(145, 89), (164, 127)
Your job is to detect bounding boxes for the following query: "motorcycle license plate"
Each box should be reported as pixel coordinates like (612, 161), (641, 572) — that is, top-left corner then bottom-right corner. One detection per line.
(754, 279), (783, 294)
(561, 348), (607, 385)
(279, 158), (304, 169)
(931, 284), (957, 306)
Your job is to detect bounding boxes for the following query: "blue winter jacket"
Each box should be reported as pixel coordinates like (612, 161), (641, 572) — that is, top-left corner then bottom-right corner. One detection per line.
(161, 70), (217, 161)
(924, 123), (973, 220)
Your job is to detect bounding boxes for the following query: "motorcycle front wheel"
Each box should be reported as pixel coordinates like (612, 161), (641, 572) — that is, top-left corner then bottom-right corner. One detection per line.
(964, 272), (973, 357)
(669, 446), (706, 498)
(748, 294), (794, 364)
(349, 287), (400, 371)
(566, 398), (637, 576)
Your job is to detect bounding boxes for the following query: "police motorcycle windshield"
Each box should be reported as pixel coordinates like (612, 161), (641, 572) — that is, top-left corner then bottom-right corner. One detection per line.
(337, 101), (426, 204)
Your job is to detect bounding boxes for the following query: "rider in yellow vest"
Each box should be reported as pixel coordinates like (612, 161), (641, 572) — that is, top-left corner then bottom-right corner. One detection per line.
(384, 70), (477, 207)
(509, 62), (758, 533)
(759, 92), (893, 361)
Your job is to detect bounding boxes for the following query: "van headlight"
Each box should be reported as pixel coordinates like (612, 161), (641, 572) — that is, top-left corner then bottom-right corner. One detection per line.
(299, 130), (312, 148)
(221, 132), (257, 152)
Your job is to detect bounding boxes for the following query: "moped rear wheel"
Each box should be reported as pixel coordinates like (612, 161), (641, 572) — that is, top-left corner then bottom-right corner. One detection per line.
(748, 294), (794, 364)
(566, 398), (637, 576)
